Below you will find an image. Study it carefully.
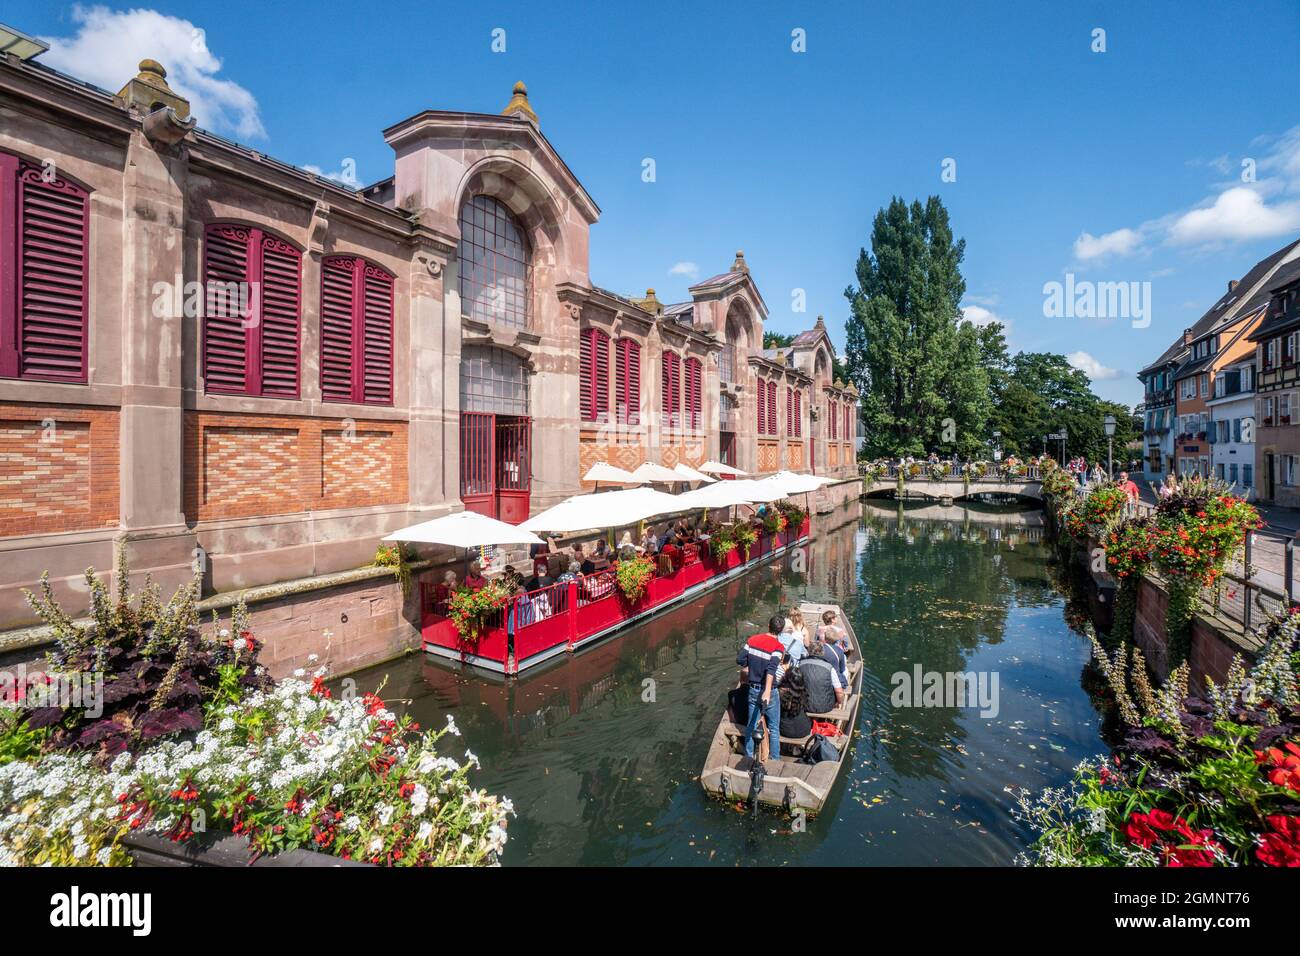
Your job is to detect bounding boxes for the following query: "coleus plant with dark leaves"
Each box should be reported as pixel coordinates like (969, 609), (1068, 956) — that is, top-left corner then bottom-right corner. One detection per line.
(17, 547), (271, 761)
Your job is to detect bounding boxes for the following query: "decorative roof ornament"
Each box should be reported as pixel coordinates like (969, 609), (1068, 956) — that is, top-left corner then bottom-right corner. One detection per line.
(774, 350), (787, 366)
(844, 381), (859, 395)
(117, 58), (191, 121)
(833, 377), (845, 389)
(635, 288), (663, 316)
(501, 81), (538, 125)
(814, 314), (826, 330)
(731, 250), (749, 274)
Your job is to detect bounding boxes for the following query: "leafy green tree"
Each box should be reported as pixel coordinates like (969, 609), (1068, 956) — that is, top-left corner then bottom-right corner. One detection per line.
(763, 331), (794, 349)
(843, 196), (987, 457)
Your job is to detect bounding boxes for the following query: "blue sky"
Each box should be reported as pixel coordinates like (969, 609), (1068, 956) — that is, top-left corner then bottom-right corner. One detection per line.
(11, 1), (1300, 407)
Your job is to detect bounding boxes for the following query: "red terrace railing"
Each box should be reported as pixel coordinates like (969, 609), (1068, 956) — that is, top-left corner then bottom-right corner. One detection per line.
(420, 516), (812, 673)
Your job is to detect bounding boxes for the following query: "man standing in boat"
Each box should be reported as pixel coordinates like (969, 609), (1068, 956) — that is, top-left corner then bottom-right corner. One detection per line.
(736, 615), (786, 764)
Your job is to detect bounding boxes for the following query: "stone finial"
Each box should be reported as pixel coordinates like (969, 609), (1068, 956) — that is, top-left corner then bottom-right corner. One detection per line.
(117, 58), (191, 120)
(635, 288), (662, 315)
(844, 381), (858, 395)
(834, 377), (844, 389)
(732, 250), (749, 274)
(501, 81), (538, 125)
(814, 314), (826, 330)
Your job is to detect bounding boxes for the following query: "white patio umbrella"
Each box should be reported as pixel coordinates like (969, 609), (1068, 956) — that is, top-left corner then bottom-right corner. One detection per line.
(384, 510), (544, 547)
(520, 487), (685, 534)
(672, 462), (716, 483)
(630, 461), (683, 484)
(677, 480), (761, 510)
(583, 462), (646, 492)
(759, 471), (823, 495)
(384, 510), (545, 584)
(699, 460), (747, 477)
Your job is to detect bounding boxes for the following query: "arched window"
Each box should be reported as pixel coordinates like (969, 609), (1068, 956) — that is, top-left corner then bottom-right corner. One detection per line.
(616, 337), (641, 425)
(203, 222), (301, 397)
(579, 327), (609, 423)
(459, 345), (529, 415)
(0, 153), (90, 382)
(320, 255), (394, 405)
(458, 195), (529, 329)
(684, 357), (702, 430)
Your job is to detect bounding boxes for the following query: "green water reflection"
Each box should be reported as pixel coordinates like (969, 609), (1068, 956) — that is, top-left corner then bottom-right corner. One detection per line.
(347, 499), (1105, 865)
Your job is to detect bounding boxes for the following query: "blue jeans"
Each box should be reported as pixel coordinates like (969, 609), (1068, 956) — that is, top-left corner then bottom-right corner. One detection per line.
(744, 684), (780, 761)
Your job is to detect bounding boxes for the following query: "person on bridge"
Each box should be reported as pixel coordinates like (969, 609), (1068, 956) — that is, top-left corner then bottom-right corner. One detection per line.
(1117, 471), (1140, 505)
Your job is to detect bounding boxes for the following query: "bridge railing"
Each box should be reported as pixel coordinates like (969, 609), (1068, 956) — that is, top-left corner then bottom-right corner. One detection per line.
(860, 461), (1041, 482)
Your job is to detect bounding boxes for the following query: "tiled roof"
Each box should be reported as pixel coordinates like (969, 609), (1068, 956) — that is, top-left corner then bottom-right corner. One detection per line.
(1247, 258), (1300, 341)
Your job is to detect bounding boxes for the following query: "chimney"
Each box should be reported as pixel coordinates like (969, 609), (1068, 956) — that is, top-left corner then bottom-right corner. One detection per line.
(1228, 279), (1239, 293)
(1183, 328), (1193, 346)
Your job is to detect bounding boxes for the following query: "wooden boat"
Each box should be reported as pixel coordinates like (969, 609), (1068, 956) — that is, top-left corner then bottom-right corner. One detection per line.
(699, 601), (862, 814)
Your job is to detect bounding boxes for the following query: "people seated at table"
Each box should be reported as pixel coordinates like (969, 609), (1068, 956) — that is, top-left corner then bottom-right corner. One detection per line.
(463, 561), (487, 591)
(575, 543), (597, 575)
(590, 537), (611, 569)
(433, 569), (459, 614)
(660, 536), (681, 569)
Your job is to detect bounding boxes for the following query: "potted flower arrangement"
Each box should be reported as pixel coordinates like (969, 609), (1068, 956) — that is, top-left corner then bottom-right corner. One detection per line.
(1012, 616), (1300, 868)
(614, 555), (655, 603)
(0, 556), (512, 867)
(928, 462), (947, 481)
(709, 525), (737, 562)
(762, 510), (788, 537)
(734, 522), (758, 560)
(447, 580), (511, 648)
(1063, 483), (1129, 541)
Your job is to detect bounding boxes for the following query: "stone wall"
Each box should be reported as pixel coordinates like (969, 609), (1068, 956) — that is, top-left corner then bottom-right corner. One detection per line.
(1133, 574), (1254, 690)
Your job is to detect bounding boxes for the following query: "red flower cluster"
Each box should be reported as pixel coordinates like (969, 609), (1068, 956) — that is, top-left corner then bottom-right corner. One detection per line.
(1257, 815), (1300, 867)
(310, 674), (331, 698)
(1255, 741), (1300, 792)
(1122, 809), (1222, 866)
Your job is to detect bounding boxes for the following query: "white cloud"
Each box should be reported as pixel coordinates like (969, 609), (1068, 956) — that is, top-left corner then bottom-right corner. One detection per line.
(1068, 350), (1121, 381)
(668, 261), (700, 279)
(41, 5), (265, 140)
(960, 305), (1005, 328)
(1074, 228), (1141, 261)
(1168, 187), (1300, 246)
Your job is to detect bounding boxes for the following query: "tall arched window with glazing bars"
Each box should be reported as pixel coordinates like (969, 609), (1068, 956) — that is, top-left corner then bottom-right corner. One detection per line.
(458, 195), (529, 328)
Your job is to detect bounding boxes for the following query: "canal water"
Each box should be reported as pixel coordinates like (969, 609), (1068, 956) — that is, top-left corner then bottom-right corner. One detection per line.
(347, 500), (1107, 866)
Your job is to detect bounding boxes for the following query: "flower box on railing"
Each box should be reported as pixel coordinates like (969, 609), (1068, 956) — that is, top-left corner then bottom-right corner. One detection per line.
(1282, 415), (1293, 425)
(1263, 417), (1274, 426)
(1196, 432), (1207, 441)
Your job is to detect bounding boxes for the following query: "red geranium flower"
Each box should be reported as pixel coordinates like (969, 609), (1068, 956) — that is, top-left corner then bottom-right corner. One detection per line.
(1257, 815), (1300, 867)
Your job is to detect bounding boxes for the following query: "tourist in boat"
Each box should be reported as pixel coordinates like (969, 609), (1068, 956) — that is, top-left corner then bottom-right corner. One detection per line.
(817, 610), (851, 683)
(786, 608), (812, 653)
(777, 615), (807, 664)
(798, 641), (845, 715)
(778, 664), (813, 739)
(735, 615), (786, 762)
(463, 561), (488, 592)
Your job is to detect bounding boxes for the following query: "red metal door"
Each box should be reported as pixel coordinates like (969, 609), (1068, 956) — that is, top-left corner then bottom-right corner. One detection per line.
(460, 412), (496, 518)
(495, 416), (532, 524)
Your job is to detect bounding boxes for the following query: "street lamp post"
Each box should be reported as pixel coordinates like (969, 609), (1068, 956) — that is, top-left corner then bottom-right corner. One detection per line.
(1058, 427), (1068, 468)
(1104, 414), (1116, 479)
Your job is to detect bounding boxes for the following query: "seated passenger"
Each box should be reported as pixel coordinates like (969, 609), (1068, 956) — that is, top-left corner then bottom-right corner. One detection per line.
(798, 641), (846, 715)
(778, 666), (813, 739)
(463, 561), (487, 591)
(777, 615), (806, 664)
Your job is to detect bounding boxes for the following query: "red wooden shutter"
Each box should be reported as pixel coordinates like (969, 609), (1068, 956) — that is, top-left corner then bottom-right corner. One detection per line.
(203, 224), (301, 397)
(580, 328), (594, 421)
(320, 256), (356, 402)
(786, 387), (792, 434)
(258, 234), (300, 397)
(617, 338), (641, 425)
(684, 357), (701, 429)
(756, 379), (764, 433)
(662, 352), (680, 428)
(594, 330), (609, 422)
(362, 264), (394, 405)
(767, 379), (777, 435)
(794, 389), (802, 437)
(202, 224), (251, 394)
(16, 163), (89, 382)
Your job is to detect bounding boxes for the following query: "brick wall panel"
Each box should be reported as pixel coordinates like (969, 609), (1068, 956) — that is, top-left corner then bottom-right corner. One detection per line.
(0, 404), (118, 537)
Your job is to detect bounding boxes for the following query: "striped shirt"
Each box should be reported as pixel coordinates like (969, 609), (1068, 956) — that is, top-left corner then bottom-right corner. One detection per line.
(736, 633), (783, 687)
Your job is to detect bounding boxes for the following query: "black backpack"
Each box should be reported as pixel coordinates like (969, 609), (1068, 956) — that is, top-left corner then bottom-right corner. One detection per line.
(728, 686), (750, 725)
(799, 733), (841, 764)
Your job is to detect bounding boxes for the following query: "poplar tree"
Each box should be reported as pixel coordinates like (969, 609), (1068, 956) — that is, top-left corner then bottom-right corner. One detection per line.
(843, 196), (989, 457)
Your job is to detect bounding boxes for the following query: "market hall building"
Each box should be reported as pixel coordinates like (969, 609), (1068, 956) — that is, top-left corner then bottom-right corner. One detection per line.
(0, 46), (858, 674)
